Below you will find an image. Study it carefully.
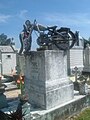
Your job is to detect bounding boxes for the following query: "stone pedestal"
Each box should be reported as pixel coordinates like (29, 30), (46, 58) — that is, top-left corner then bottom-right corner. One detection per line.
(25, 50), (74, 109)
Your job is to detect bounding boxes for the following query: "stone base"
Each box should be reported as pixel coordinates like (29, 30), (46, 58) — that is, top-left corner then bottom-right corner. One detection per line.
(46, 80), (74, 109)
(0, 94), (7, 109)
(30, 94), (90, 120)
(29, 80), (74, 109)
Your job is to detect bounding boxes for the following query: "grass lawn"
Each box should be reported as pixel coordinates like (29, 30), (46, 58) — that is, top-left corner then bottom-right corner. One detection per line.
(68, 108), (90, 120)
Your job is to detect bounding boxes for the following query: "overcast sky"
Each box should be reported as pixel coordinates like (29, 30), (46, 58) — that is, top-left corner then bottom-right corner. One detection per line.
(0, 0), (90, 49)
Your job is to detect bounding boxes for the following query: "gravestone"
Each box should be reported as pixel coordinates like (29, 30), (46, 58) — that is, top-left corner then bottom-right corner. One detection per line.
(24, 50), (74, 109)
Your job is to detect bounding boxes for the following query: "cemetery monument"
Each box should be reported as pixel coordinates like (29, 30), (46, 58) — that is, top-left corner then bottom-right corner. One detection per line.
(19, 19), (78, 109)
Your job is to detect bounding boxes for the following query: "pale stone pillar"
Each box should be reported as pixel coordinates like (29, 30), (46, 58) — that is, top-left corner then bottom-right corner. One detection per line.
(83, 46), (90, 72)
(25, 50), (74, 109)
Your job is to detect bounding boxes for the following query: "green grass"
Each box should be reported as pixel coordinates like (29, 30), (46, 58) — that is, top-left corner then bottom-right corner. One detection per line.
(70, 108), (90, 120)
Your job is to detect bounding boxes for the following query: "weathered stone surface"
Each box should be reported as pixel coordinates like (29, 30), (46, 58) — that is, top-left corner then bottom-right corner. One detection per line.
(83, 46), (90, 72)
(25, 50), (74, 109)
(31, 95), (90, 120)
(17, 54), (25, 75)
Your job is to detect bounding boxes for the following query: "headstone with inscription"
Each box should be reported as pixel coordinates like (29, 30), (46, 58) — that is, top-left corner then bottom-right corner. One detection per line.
(24, 50), (74, 109)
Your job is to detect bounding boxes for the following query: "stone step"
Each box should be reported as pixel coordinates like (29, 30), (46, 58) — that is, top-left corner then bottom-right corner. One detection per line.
(4, 81), (18, 91)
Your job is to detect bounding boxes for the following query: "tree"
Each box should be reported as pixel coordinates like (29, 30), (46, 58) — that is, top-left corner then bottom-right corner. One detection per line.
(0, 33), (15, 45)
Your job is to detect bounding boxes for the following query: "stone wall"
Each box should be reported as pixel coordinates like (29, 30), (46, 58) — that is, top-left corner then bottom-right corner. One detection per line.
(69, 47), (84, 74)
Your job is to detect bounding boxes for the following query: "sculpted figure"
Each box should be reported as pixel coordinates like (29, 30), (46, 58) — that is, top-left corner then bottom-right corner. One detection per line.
(19, 20), (32, 54)
(19, 19), (46, 54)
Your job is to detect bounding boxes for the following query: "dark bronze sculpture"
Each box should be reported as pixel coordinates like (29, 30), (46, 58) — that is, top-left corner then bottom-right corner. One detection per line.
(37, 26), (77, 50)
(19, 19), (77, 54)
(19, 20), (32, 54)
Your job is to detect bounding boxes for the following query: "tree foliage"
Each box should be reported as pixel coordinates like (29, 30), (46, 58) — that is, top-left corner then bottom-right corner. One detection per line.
(0, 33), (15, 45)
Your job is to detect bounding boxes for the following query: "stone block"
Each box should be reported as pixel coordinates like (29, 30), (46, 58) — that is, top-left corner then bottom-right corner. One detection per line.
(25, 50), (74, 109)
